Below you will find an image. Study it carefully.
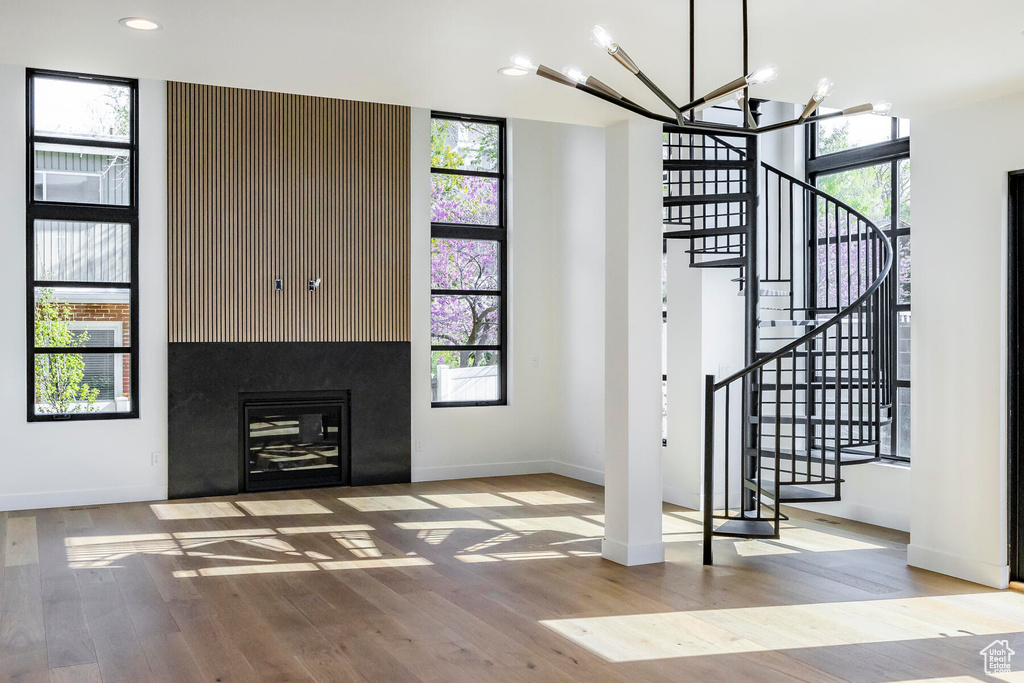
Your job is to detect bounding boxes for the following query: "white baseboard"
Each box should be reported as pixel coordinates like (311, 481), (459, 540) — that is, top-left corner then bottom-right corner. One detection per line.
(907, 543), (1009, 589)
(602, 538), (666, 566)
(411, 459), (553, 482)
(549, 460), (604, 486)
(792, 500), (911, 533)
(0, 484), (167, 513)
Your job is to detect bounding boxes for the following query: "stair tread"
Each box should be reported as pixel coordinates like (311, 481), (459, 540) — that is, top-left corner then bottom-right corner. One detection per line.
(692, 256), (746, 268)
(687, 247), (745, 256)
(758, 319), (817, 328)
(757, 381), (881, 389)
(752, 480), (840, 501)
(664, 192), (750, 207)
(713, 518), (777, 539)
(744, 446), (880, 465)
(664, 226), (746, 239)
(751, 414), (893, 425)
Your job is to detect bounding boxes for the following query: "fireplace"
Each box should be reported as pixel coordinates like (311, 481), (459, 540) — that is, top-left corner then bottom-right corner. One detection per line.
(241, 391), (350, 492)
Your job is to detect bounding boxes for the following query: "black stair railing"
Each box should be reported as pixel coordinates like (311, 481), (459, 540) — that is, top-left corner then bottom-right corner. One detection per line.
(700, 163), (893, 564)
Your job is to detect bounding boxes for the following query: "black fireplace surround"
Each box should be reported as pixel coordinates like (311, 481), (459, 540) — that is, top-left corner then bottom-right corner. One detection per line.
(168, 342), (411, 499)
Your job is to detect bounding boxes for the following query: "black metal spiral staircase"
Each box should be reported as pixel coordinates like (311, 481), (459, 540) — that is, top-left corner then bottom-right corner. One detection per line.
(662, 122), (894, 565)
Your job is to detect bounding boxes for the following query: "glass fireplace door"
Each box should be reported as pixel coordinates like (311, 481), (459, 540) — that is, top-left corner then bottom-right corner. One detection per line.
(244, 401), (347, 491)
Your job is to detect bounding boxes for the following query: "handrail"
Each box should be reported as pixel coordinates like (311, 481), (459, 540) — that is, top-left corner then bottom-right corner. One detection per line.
(713, 162), (893, 390)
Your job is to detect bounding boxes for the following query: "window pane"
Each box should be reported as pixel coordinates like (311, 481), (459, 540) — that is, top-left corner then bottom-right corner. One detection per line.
(815, 163), (891, 228)
(817, 112), (891, 155)
(897, 311), (911, 381)
(33, 77), (131, 142)
(430, 174), (498, 225)
(34, 352), (131, 414)
(35, 287), (131, 348)
(431, 351), (500, 402)
(430, 295), (499, 345)
(897, 387), (910, 458)
(897, 235), (911, 305)
(430, 239), (499, 290)
(897, 158), (911, 229)
(35, 142), (130, 205)
(34, 220), (131, 283)
(431, 119), (499, 173)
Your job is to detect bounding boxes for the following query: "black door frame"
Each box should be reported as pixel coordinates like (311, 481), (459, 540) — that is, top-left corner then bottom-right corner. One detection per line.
(1008, 170), (1024, 581)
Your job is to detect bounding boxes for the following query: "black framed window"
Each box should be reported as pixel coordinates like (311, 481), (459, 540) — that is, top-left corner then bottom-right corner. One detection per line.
(27, 69), (140, 421)
(429, 113), (507, 406)
(807, 113), (910, 460)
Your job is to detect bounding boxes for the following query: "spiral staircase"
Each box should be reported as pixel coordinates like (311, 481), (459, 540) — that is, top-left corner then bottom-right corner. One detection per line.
(662, 122), (894, 564)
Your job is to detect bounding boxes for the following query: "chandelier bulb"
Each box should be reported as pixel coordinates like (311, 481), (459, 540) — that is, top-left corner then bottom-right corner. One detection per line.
(591, 25), (615, 52)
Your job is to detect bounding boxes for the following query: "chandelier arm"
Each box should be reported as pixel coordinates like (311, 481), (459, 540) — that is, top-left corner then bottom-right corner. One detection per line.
(634, 71), (685, 121)
(604, 45), (684, 122)
(678, 75), (749, 116)
(536, 64), (677, 124)
(756, 107), (869, 135)
(578, 81), (679, 125)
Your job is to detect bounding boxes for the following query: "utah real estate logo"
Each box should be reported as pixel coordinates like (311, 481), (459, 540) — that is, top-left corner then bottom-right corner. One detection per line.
(980, 640), (1015, 674)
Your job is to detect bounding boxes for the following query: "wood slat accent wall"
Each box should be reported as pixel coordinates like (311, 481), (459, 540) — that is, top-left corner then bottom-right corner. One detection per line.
(167, 82), (410, 342)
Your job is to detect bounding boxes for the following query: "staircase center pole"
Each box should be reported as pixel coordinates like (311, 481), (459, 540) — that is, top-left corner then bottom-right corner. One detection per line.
(703, 374), (716, 565)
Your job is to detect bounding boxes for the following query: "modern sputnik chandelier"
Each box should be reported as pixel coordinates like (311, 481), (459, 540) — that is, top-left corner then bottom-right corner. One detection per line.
(500, 3), (892, 135)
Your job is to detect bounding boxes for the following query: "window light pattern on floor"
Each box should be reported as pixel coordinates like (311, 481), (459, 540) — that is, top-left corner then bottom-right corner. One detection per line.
(541, 592), (1024, 663)
(60, 486), (880, 577)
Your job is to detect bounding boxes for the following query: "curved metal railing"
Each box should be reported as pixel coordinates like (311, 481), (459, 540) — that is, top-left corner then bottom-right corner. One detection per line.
(701, 162), (894, 563)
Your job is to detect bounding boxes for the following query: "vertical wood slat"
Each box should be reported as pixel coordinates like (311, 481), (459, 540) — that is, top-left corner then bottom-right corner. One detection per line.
(166, 82), (411, 343)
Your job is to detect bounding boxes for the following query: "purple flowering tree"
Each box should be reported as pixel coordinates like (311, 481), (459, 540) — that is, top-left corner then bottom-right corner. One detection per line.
(430, 120), (500, 383)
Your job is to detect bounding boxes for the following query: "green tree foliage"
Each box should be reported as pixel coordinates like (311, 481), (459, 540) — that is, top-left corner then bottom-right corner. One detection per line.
(815, 123), (912, 304)
(34, 288), (99, 414)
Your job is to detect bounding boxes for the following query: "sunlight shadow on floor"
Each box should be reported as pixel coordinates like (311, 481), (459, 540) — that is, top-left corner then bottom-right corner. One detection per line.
(421, 493), (522, 509)
(338, 495), (438, 512)
(542, 592), (1024, 663)
(150, 502), (244, 520)
(236, 499), (332, 516)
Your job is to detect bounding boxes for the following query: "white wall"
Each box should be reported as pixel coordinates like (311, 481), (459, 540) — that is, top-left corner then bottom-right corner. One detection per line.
(0, 64), (168, 511)
(907, 91), (1024, 588)
(549, 124), (607, 485)
(411, 110), (607, 482)
(662, 239), (704, 508)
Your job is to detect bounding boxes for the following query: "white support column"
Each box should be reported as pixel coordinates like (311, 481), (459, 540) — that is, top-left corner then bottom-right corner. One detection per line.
(602, 118), (665, 566)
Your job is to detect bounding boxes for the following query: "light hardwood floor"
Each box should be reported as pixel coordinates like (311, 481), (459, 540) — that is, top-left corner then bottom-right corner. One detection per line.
(0, 473), (1020, 682)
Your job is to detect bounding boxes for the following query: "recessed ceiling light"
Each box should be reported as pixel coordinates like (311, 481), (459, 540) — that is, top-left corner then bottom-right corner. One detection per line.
(499, 55), (536, 77)
(119, 17), (161, 31)
(498, 66), (530, 77)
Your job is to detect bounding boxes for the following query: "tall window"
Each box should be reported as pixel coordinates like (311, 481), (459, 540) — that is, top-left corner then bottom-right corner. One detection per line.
(429, 113), (506, 406)
(808, 113), (910, 460)
(27, 70), (139, 421)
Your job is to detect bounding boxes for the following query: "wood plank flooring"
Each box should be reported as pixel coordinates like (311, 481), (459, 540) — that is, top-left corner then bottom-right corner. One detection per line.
(0, 473), (1019, 682)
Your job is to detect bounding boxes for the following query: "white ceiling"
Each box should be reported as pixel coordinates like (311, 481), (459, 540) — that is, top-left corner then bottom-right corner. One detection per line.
(1, 0), (1022, 126)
